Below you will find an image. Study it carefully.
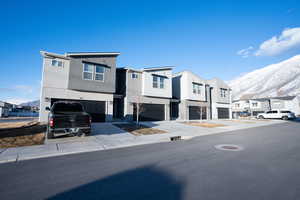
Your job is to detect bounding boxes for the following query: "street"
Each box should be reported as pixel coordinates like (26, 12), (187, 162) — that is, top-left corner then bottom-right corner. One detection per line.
(1, 121), (300, 200)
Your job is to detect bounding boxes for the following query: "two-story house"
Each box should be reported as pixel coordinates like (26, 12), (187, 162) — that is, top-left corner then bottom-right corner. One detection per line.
(232, 98), (270, 117)
(207, 78), (232, 119)
(172, 71), (211, 120)
(39, 51), (120, 122)
(270, 96), (300, 116)
(116, 67), (173, 121)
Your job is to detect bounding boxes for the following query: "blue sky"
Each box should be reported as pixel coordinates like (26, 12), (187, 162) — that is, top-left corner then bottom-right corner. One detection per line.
(1, 0), (300, 104)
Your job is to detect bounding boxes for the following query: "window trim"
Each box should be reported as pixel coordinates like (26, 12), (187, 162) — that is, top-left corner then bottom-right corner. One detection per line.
(192, 83), (202, 95)
(220, 88), (227, 98)
(51, 59), (63, 67)
(153, 76), (158, 88)
(94, 65), (105, 82)
(131, 73), (138, 79)
(159, 77), (164, 89)
(82, 63), (105, 82)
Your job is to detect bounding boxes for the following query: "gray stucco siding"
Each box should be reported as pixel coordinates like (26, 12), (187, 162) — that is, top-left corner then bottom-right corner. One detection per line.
(68, 56), (116, 93)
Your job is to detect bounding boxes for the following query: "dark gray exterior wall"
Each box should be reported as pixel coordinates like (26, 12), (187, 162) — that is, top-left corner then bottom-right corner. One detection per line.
(68, 56), (116, 93)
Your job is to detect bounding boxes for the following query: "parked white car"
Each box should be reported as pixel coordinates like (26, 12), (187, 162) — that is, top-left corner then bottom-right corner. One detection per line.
(257, 110), (296, 120)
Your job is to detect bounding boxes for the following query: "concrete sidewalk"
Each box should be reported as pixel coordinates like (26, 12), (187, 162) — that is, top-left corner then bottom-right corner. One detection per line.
(0, 120), (285, 163)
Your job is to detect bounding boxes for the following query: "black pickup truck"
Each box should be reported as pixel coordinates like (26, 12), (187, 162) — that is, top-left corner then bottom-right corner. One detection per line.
(46, 101), (91, 139)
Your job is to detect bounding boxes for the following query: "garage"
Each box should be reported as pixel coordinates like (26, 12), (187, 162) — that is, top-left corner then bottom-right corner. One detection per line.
(189, 106), (207, 120)
(217, 107), (229, 119)
(133, 103), (165, 121)
(51, 98), (106, 122)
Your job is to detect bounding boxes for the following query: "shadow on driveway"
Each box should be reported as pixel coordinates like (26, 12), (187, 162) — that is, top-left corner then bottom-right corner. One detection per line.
(48, 165), (184, 200)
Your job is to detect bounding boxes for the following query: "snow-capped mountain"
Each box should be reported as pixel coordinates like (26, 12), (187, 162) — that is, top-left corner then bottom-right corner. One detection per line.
(229, 55), (300, 100)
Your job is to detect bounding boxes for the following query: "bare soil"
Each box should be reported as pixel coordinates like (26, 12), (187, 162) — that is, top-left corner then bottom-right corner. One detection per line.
(114, 123), (167, 136)
(183, 122), (226, 128)
(0, 121), (46, 148)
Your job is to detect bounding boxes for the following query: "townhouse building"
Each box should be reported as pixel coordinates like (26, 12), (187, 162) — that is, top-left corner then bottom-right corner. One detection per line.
(270, 96), (300, 116)
(40, 50), (233, 122)
(115, 67), (173, 121)
(232, 95), (300, 118)
(172, 71), (211, 120)
(232, 98), (270, 117)
(39, 51), (120, 122)
(207, 78), (232, 119)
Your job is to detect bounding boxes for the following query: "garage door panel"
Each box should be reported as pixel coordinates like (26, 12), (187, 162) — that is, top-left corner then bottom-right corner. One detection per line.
(133, 103), (165, 121)
(189, 106), (207, 120)
(217, 107), (229, 119)
(51, 98), (106, 122)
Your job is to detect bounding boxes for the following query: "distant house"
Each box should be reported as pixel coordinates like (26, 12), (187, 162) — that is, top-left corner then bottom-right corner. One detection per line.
(0, 101), (12, 118)
(270, 96), (300, 116)
(232, 98), (270, 117)
(232, 95), (300, 118)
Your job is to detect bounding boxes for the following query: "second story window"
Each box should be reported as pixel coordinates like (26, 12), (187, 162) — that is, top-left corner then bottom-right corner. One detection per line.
(83, 64), (93, 80)
(159, 77), (165, 88)
(236, 103), (240, 108)
(192, 83), (201, 94)
(131, 73), (138, 79)
(153, 76), (158, 88)
(83, 63), (105, 81)
(220, 88), (227, 98)
(95, 65), (104, 81)
(51, 59), (63, 67)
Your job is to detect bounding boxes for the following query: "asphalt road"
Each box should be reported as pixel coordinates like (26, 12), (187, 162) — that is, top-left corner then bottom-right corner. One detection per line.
(1, 121), (300, 200)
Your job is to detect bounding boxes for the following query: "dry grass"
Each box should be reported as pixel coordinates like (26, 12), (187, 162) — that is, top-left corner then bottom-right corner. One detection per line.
(226, 120), (256, 124)
(183, 122), (226, 128)
(0, 133), (44, 148)
(114, 123), (167, 136)
(0, 121), (46, 148)
(0, 121), (38, 129)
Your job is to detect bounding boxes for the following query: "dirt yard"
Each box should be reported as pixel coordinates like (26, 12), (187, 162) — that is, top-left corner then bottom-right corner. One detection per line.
(182, 122), (226, 128)
(114, 123), (167, 136)
(0, 121), (46, 148)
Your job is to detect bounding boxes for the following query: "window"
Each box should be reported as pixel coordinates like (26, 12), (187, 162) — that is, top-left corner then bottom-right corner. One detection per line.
(83, 64), (94, 80)
(220, 88), (227, 97)
(236, 103), (240, 108)
(280, 111), (291, 113)
(131, 73), (138, 79)
(153, 76), (158, 88)
(83, 63), (105, 81)
(51, 59), (63, 67)
(159, 77), (164, 88)
(95, 65), (104, 81)
(252, 102), (258, 107)
(152, 75), (165, 89)
(192, 83), (202, 94)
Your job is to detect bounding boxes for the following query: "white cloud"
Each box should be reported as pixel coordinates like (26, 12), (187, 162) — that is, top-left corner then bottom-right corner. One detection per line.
(237, 46), (253, 58)
(255, 27), (300, 56)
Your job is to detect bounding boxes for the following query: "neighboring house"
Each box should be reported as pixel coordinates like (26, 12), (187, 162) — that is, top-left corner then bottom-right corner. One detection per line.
(39, 51), (120, 122)
(232, 98), (270, 118)
(0, 101), (10, 118)
(172, 71), (211, 120)
(116, 67), (173, 121)
(270, 96), (300, 116)
(207, 78), (232, 119)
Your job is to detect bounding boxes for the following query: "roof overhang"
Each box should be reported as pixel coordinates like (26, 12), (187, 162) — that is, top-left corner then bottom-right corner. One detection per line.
(40, 51), (69, 60)
(66, 52), (120, 57)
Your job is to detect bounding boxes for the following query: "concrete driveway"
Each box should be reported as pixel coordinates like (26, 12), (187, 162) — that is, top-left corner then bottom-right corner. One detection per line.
(0, 119), (285, 163)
